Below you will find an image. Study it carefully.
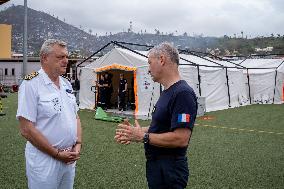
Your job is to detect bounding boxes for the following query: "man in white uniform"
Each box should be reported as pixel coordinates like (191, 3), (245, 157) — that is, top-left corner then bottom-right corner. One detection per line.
(17, 39), (82, 189)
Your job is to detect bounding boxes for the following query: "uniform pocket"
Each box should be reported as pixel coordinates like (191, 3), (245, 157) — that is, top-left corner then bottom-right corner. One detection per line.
(66, 93), (76, 104)
(66, 92), (78, 113)
(39, 95), (61, 117)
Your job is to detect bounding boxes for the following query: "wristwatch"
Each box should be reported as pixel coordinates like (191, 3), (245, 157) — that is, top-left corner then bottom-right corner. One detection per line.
(143, 133), (150, 144)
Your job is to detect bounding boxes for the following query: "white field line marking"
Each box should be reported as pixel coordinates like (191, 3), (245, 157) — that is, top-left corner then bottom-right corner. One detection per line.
(195, 124), (283, 135)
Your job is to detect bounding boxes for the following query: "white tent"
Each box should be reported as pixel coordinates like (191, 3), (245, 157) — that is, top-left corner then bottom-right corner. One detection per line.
(179, 54), (249, 112)
(233, 58), (284, 104)
(79, 47), (160, 119)
(79, 45), (284, 119)
(179, 54), (284, 110)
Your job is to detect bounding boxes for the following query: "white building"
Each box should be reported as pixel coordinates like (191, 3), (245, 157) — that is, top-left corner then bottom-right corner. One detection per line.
(0, 57), (93, 86)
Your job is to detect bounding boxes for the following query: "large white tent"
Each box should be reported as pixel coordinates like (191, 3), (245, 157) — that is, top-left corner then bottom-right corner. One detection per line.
(179, 54), (249, 112)
(233, 58), (284, 104)
(79, 43), (284, 119)
(79, 47), (160, 119)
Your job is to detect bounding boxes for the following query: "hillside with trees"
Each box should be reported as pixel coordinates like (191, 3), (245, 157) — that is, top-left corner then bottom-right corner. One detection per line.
(0, 5), (283, 57)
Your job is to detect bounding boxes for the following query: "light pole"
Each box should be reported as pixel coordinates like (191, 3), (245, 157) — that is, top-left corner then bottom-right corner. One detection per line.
(22, 0), (27, 78)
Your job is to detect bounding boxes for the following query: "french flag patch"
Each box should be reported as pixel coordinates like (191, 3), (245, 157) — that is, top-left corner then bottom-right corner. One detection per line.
(178, 114), (190, 123)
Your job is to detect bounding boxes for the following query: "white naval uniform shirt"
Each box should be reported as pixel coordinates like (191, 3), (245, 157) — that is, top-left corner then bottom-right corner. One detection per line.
(16, 68), (78, 149)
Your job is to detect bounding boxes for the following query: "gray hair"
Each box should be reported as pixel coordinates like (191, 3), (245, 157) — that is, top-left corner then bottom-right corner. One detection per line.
(40, 39), (67, 56)
(148, 42), (179, 65)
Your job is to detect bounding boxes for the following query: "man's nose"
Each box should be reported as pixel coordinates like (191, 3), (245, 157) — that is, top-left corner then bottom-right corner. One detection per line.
(63, 57), (68, 64)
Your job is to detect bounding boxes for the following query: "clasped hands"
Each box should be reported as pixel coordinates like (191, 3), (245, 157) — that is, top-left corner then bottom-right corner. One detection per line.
(57, 144), (81, 164)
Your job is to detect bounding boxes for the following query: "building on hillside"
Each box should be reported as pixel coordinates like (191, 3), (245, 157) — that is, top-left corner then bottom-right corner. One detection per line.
(255, 47), (274, 52)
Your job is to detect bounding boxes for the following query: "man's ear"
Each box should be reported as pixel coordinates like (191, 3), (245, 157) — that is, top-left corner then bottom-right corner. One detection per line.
(160, 54), (166, 66)
(41, 54), (47, 64)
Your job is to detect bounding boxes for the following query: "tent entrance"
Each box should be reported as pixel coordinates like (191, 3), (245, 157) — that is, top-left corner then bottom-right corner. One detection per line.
(96, 69), (136, 110)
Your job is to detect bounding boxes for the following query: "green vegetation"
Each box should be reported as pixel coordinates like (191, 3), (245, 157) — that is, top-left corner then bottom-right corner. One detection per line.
(217, 36), (284, 56)
(0, 94), (283, 188)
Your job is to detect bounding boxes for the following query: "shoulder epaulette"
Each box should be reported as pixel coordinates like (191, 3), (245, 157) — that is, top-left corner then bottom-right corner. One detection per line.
(24, 72), (39, 80)
(61, 75), (71, 82)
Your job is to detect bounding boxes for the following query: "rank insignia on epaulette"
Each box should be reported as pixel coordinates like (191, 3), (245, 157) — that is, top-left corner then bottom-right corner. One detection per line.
(24, 72), (39, 80)
(152, 106), (156, 114)
(61, 75), (71, 81)
(66, 89), (72, 93)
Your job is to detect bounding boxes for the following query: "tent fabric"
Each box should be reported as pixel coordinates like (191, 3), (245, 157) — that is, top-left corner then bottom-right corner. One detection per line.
(79, 46), (284, 119)
(179, 55), (249, 111)
(96, 63), (137, 72)
(233, 58), (284, 104)
(79, 68), (96, 109)
(79, 47), (158, 119)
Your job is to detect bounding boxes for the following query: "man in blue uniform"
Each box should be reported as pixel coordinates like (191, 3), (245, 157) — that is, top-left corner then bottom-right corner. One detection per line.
(118, 73), (127, 111)
(104, 72), (113, 109)
(115, 42), (197, 189)
(97, 74), (107, 109)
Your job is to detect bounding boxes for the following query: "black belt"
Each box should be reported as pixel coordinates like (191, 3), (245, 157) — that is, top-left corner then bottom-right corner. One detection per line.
(145, 154), (186, 160)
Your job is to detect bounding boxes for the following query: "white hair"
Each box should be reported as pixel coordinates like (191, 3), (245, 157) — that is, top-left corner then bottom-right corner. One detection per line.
(40, 39), (67, 56)
(148, 42), (179, 65)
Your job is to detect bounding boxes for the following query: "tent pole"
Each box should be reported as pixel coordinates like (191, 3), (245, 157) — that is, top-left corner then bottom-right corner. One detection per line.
(115, 41), (153, 48)
(76, 42), (112, 76)
(246, 69), (252, 104)
(181, 50), (225, 67)
(225, 68), (231, 107)
(147, 85), (155, 119)
(197, 65), (201, 96)
(112, 41), (148, 58)
(96, 73), (100, 109)
(272, 70), (278, 104)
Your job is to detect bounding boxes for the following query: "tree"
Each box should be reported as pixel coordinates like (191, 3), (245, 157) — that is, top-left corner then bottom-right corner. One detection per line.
(154, 29), (160, 35)
(88, 29), (92, 35)
(223, 35), (229, 39)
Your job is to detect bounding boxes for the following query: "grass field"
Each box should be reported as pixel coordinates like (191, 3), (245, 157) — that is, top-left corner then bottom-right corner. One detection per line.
(0, 93), (283, 189)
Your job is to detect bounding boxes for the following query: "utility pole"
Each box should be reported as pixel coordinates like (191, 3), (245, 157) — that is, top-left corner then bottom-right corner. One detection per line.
(22, 0), (28, 78)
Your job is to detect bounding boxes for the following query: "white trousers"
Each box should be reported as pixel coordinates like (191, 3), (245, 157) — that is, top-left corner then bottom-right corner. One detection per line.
(25, 143), (76, 189)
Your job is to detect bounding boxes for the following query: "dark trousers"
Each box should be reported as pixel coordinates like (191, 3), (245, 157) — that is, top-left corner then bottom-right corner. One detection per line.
(105, 88), (112, 108)
(119, 91), (126, 110)
(99, 89), (106, 109)
(146, 157), (189, 189)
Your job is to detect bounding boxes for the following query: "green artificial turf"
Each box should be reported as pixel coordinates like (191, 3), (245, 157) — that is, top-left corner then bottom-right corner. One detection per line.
(0, 94), (283, 188)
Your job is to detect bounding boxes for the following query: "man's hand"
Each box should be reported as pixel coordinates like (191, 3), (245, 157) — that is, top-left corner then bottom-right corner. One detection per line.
(72, 143), (81, 154)
(57, 150), (80, 164)
(114, 119), (132, 144)
(114, 119), (144, 144)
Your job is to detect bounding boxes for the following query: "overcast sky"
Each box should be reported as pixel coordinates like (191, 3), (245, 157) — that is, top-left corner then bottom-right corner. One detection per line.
(1, 0), (284, 37)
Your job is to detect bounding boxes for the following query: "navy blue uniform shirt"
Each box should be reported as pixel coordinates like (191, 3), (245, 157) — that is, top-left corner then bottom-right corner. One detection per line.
(144, 80), (197, 157)
(119, 78), (127, 93)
